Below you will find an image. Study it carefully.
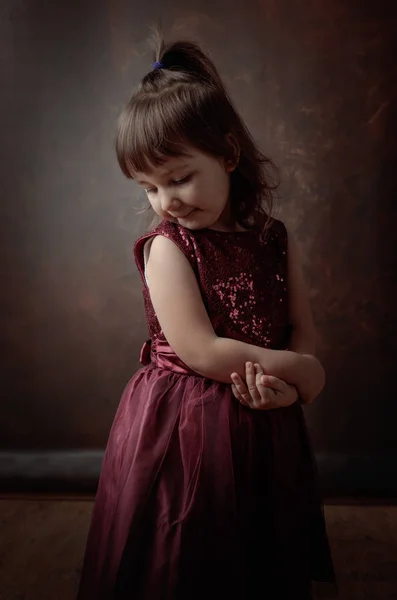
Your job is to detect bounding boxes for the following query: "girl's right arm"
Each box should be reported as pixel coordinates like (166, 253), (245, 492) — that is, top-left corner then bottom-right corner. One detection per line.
(146, 235), (323, 403)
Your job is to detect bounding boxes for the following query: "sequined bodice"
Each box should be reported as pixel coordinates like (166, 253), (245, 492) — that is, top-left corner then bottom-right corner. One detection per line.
(134, 219), (291, 350)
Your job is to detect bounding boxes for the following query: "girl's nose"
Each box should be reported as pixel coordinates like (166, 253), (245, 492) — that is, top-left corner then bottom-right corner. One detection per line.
(159, 190), (181, 213)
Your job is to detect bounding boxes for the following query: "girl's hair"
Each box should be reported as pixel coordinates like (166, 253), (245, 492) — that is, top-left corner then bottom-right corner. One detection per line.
(116, 31), (279, 230)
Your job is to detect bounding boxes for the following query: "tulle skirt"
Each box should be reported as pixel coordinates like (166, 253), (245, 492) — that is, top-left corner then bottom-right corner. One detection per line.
(77, 358), (336, 599)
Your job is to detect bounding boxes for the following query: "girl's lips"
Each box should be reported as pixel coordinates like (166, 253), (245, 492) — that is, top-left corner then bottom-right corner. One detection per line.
(175, 209), (196, 219)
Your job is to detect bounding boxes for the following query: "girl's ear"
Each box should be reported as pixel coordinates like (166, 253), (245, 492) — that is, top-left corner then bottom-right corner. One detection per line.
(223, 133), (240, 172)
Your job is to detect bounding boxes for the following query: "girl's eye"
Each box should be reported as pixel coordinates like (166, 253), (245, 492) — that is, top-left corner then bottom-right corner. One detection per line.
(172, 175), (191, 186)
(144, 174), (191, 194)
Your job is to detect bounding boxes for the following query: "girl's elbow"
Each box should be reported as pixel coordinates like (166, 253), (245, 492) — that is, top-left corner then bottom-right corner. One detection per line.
(174, 338), (218, 378)
(185, 351), (218, 379)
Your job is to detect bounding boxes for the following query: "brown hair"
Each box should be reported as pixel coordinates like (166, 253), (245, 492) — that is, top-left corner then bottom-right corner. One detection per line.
(116, 32), (279, 230)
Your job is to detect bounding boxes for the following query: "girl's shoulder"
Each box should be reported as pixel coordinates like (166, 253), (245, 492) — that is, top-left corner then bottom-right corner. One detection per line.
(134, 216), (289, 269)
(135, 220), (194, 251)
(134, 220), (197, 277)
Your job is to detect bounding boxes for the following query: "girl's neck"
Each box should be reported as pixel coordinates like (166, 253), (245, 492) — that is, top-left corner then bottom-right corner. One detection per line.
(206, 223), (247, 233)
(208, 204), (247, 233)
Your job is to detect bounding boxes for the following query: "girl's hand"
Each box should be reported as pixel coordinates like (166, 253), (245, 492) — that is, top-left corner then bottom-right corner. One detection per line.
(231, 362), (299, 410)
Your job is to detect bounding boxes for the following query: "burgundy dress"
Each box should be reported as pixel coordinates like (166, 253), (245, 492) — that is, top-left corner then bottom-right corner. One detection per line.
(77, 218), (336, 600)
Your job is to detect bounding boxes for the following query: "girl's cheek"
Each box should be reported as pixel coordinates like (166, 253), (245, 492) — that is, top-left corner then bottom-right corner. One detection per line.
(185, 187), (200, 205)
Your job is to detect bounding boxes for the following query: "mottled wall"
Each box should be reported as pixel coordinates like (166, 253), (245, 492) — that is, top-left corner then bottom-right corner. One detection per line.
(1, 0), (396, 493)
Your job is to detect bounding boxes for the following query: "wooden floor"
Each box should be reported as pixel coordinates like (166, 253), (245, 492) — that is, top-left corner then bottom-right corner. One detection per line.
(0, 497), (396, 599)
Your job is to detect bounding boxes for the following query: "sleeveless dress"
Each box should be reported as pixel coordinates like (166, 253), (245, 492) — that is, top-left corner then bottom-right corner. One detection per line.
(77, 218), (337, 600)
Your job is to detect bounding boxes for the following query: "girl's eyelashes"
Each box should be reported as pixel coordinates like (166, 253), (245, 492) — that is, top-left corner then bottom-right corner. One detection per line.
(173, 174), (191, 186)
(144, 174), (192, 194)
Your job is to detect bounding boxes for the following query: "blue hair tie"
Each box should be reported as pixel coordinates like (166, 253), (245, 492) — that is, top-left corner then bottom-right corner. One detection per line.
(152, 61), (163, 70)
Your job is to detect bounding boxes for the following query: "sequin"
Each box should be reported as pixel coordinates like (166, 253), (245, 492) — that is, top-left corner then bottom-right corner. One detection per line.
(135, 220), (290, 350)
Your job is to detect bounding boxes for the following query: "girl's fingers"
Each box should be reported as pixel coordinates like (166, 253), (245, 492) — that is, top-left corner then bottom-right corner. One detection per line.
(254, 363), (265, 387)
(231, 383), (239, 399)
(231, 373), (244, 387)
(245, 362), (260, 403)
(231, 384), (250, 408)
(260, 374), (285, 392)
(253, 364), (277, 410)
(231, 374), (251, 407)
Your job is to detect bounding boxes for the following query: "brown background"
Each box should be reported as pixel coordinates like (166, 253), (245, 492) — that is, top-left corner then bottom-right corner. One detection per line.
(1, 0), (396, 495)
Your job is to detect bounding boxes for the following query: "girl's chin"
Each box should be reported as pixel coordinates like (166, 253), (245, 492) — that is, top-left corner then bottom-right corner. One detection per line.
(166, 209), (215, 230)
(177, 209), (202, 227)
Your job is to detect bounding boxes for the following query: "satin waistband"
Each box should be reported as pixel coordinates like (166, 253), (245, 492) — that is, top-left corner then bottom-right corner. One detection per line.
(140, 339), (197, 376)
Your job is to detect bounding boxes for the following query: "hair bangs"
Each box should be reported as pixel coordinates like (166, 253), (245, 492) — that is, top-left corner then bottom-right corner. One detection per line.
(116, 87), (204, 177)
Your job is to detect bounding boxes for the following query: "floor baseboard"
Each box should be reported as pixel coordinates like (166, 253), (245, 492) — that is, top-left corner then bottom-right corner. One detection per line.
(0, 450), (396, 497)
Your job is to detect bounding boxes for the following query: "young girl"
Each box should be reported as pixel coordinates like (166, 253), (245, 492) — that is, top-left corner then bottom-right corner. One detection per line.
(77, 35), (337, 600)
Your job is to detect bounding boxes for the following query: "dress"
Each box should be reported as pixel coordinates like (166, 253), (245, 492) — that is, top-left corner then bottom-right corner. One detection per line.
(77, 218), (337, 600)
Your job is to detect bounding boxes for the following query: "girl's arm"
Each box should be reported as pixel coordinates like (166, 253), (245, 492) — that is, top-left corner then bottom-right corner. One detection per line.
(146, 234), (321, 401)
(285, 229), (325, 402)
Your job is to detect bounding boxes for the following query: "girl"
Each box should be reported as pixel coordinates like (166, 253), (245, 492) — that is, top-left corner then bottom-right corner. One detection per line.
(77, 35), (337, 600)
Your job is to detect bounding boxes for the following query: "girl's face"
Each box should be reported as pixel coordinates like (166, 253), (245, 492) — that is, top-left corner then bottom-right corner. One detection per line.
(132, 147), (236, 231)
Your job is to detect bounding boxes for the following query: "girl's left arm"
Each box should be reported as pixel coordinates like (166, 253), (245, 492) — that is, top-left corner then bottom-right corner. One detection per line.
(286, 229), (325, 402)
